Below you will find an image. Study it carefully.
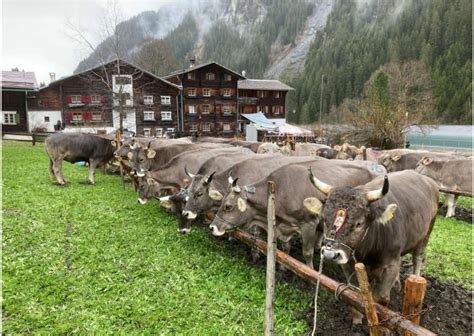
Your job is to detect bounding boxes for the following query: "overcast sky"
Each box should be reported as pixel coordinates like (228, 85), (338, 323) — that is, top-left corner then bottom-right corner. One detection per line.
(2, 0), (170, 85)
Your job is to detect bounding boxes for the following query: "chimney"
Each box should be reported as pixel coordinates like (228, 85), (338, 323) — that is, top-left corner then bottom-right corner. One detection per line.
(189, 57), (196, 68)
(241, 70), (246, 77)
(49, 72), (56, 82)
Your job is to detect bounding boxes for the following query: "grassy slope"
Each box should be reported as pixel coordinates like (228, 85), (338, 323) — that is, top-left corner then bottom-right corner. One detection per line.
(2, 142), (308, 334)
(2, 141), (472, 333)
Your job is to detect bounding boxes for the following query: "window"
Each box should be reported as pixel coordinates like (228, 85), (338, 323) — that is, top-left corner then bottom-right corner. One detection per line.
(71, 95), (82, 104)
(202, 123), (210, 132)
(188, 88), (196, 97)
(190, 123), (198, 132)
(273, 91), (280, 98)
(73, 112), (82, 121)
(274, 106), (283, 115)
(167, 128), (175, 134)
(144, 111), (155, 121)
(143, 128), (151, 137)
(223, 123), (231, 132)
(202, 105), (209, 114)
(2, 112), (17, 125)
(114, 76), (132, 85)
(223, 106), (231, 115)
(144, 95), (154, 105)
(92, 112), (102, 121)
(258, 91), (266, 98)
(189, 105), (196, 114)
(223, 89), (231, 97)
(224, 74), (232, 81)
(156, 128), (163, 137)
(161, 111), (172, 120)
(44, 116), (50, 122)
(37, 99), (43, 107)
(203, 88), (211, 97)
(161, 95), (171, 105)
(91, 95), (101, 104)
(205, 72), (215, 80)
(187, 72), (196, 80)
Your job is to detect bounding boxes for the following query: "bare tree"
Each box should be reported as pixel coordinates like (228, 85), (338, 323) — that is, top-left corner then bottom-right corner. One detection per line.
(66, 0), (144, 132)
(338, 60), (436, 148)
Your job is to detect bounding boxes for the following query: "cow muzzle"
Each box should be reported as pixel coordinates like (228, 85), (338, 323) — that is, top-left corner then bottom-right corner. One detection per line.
(136, 171), (146, 177)
(138, 198), (147, 205)
(209, 223), (226, 236)
(178, 227), (191, 234)
(321, 245), (349, 264)
(182, 210), (197, 219)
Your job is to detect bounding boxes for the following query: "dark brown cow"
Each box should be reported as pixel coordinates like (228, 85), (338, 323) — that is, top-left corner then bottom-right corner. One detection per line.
(307, 170), (438, 324)
(45, 133), (116, 185)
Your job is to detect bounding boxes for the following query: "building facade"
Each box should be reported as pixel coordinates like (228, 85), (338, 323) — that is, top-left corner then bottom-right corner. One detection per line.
(1, 70), (38, 132)
(28, 60), (180, 136)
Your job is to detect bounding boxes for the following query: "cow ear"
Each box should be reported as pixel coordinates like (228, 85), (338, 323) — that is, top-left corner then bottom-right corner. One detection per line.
(161, 200), (173, 209)
(422, 157), (433, 165)
(237, 197), (247, 212)
(209, 188), (223, 201)
(391, 155), (401, 162)
(147, 178), (156, 184)
(377, 203), (398, 225)
(303, 197), (323, 215)
(147, 149), (156, 159)
(111, 140), (117, 146)
(127, 152), (134, 160)
(334, 145), (341, 151)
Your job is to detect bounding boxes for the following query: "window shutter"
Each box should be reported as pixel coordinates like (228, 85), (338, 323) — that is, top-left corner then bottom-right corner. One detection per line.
(14, 113), (20, 124)
(101, 112), (107, 120)
(101, 95), (107, 104)
(66, 112), (73, 121)
(83, 112), (92, 121)
(66, 96), (72, 104)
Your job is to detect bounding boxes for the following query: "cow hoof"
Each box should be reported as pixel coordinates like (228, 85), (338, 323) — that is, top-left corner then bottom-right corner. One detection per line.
(53, 182), (68, 187)
(87, 181), (96, 185)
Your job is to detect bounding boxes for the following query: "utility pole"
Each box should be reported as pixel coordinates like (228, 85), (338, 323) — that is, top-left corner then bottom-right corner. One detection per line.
(318, 74), (324, 128)
(404, 111), (409, 148)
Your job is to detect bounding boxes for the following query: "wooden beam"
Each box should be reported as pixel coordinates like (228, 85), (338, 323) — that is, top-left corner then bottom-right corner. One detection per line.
(439, 188), (473, 198)
(354, 263), (381, 336)
(402, 275), (428, 336)
(264, 181), (277, 336)
(231, 230), (437, 336)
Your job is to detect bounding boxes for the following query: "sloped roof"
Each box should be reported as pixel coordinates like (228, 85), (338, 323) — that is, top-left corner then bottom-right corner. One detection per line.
(241, 112), (285, 130)
(238, 79), (294, 91)
(164, 61), (246, 80)
(1, 71), (38, 90)
(47, 58), (180, 90)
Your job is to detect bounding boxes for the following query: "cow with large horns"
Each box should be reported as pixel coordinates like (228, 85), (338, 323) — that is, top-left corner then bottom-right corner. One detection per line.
(305, 170), (438, 325)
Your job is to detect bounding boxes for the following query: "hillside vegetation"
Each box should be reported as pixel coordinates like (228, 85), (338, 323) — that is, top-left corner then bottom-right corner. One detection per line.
(287, 0), (472, 125)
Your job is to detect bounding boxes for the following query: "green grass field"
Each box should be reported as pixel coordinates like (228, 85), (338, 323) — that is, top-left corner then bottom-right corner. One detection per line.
(2, 141), (472, 334)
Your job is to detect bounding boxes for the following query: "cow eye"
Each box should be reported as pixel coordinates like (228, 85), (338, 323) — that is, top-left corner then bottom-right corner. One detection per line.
(224, 204), (232, 211)
(139, 158), (144, 163)
(355, 222), (362, 228)
(196, 192), (203, 197)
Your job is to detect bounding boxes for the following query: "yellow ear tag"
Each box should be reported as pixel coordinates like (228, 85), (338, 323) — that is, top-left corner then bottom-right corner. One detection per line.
(303, 197), (322, 214)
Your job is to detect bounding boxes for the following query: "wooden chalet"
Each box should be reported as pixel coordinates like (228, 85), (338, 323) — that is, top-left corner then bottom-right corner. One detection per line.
(29, 59), (180, 136)
(164, 61), (244, 137)
(164, 60), (294, 137)
(1, 70), (38, 132)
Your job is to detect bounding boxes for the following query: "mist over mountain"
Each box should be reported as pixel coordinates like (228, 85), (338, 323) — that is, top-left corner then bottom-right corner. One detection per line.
(75, 0), (472, 124)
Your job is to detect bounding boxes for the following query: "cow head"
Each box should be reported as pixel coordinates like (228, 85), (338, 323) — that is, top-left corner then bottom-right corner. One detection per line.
(305, 171), (396, 264)
(209, 174), (255, 236)
(137, 173), (162, 204)
(182, 170), (219, 220)
(415, 156), (435, 179)
(114, 138), (135, 161)
(381, 154), (401, 172)
(131, 141), (156, 177)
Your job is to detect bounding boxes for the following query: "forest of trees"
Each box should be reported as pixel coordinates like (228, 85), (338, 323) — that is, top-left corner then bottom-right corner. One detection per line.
(287, 0), (472, 125)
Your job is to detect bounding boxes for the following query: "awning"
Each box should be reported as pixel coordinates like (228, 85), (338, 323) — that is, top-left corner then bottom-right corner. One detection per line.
(241, 112), (285, 131)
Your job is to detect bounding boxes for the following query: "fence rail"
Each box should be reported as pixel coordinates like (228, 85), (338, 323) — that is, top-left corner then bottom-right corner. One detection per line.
(3, 132), (52, 145)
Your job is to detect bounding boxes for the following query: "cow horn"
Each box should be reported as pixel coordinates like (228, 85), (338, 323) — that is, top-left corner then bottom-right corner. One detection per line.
(146, 141), (152, 150)
(184, 166), (195, 178)
(232, 177), (239, 187)
(366, 175), (389, 202)
(205, 171), (216, 184)
(308, 168), (333, 195)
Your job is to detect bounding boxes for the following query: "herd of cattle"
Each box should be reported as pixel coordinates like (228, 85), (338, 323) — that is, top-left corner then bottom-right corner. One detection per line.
(44, 132), (472, 325)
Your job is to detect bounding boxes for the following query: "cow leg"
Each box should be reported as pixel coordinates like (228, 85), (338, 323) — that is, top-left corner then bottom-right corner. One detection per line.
(88, 159), (98, 184)
(277, 240), (292, 272)
(372, 259), (401, 306)
(341, 261), (364, 325)
(301, 223), (317, 269)
(445, 193), (456, 217)
(52, 159), (66, 185)
(48, 159), (55, 180)
(250, 225), (262, 264)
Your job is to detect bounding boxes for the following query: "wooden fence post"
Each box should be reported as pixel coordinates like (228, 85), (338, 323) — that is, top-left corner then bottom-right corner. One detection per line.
(354, 263), (381, 336)
(264, 181), (277, 336)
(32, 133), (36, 146)
(402, 275), (427, 336)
